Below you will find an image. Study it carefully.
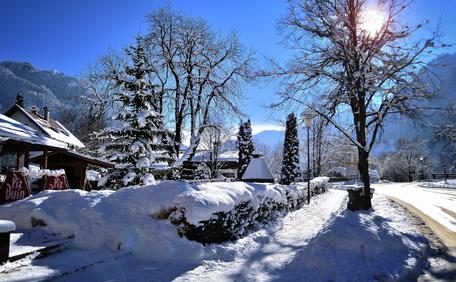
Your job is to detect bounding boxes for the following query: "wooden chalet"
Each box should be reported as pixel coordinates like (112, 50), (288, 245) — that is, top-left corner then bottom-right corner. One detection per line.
(0, 103), (112, 190)
(181, 150), (239, 180)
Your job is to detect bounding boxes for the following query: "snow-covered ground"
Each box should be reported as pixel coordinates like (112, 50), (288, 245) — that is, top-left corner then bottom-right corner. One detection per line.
(418, 179), (456, 189)
(373, 182), (456, 233)
(1, 187), (444, 281)
(0, 180), (328, 262)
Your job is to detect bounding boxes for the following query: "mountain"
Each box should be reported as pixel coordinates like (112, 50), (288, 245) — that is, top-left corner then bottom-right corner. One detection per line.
(254, 130), (284, 148)
(373, 53), (456, 156)
(0, 61), (87, 117)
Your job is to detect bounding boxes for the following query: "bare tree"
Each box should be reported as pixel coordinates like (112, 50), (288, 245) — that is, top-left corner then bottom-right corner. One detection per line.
(79, 51), (125, 149)
(198, 121), (233, 178)
(145, 8), (254, 161)
(396, 138), (425, 181)
(270, 0), (444, 209)
(256, 142), (283, 180)
(433, 104), (456, 172)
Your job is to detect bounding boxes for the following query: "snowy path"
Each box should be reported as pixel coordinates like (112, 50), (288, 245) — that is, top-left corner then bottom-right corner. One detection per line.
(174, 189), (347, 281)
(374, 182), (456, 234)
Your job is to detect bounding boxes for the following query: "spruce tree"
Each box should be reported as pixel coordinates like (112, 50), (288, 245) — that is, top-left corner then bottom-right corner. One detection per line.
(97, 36), (174, 189)
(280, 113), (301, 184)
(15, 92), (24, 107)
(237, 119), (255, 179)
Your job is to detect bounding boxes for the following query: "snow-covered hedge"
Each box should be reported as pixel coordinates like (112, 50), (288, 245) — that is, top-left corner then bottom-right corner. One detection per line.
(0, 178), (329, 260)
(165, 177), (329, 244)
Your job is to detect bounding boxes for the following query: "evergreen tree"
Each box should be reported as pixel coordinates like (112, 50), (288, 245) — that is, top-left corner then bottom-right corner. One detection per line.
(15, 92), (24, 107)
(237, 119), (255, 179)
(97, 36), (174, 189)
(281, 113), (301, 184)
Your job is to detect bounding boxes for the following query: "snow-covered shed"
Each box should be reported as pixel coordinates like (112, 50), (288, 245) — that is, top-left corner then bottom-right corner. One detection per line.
(242, 153), (275, 183)
(30, 150), (113, 190)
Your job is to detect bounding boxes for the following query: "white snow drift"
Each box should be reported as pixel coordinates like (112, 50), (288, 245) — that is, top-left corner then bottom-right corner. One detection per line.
(0, 178), (328, 262)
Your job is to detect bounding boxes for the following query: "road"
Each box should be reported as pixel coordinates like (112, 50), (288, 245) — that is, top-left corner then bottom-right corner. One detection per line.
(374, 182), (456, 251)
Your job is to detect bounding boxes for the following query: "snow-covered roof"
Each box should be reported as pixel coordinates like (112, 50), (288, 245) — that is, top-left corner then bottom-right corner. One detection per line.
(190, 150), (239, 162)
(242, 156), (274, 181)
(219, 151), (238, 162)
(191, 151), (211, 162)
(31, 150), (114, 168)
(5, 105), (85, 148)
(0, 113), (69, 149)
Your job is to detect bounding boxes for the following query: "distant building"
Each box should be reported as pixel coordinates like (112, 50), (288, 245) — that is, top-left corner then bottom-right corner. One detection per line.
(180, 150), (239, 180)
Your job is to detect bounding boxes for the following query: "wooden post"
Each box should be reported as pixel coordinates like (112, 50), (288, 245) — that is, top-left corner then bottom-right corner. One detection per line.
(24, 149), (30, 168)
(15, 152), (21, 170)
(43, 150), (48, 169)
(79, 162), (87, 190)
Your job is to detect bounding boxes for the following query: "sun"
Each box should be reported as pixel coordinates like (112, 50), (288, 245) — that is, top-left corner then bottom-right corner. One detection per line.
(360, 7), (386, 36)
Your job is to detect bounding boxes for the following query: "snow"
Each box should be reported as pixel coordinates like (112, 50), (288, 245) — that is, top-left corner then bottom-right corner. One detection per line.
(122, 171), (136, 186)
(19, 166), (66, 182)
(218, 150), (238, 162)
(0, 220), (15, 233)
(142, 174), (156, 185)
(2, 188), (438, 281)
(136, 157), (150, 168)
(86, 170), (101, 181)
(418, 179), (456, 189)
(173, 192), (431, 281)
(374, 182), (456, 233)
(241, 156), (274, 181)
(0, 180), (326, 261)
(187, 150), (239, 163)
(0, 113), (68, 149)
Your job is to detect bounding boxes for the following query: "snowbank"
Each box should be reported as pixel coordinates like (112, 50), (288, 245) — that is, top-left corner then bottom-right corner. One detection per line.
(267, 194), (431, 281)
(0, 178), (329, 261)
(0, 187), (204, 263)
(418, 179), (456, 189)
(0, 220), (15, 233)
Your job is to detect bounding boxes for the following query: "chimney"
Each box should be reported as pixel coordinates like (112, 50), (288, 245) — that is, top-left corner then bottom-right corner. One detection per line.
(43, 107), (50, 121)
(30, 106), (38, 115)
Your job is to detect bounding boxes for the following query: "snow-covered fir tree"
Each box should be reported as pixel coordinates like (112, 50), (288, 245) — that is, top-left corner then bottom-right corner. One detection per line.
(15, 92), (24, 107)
(280, 113), (301, 185)
(97, 36), (174, 189)
(237, 119), (255, 179)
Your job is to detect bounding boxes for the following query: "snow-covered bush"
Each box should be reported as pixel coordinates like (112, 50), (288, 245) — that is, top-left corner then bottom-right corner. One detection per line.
(0, 178), (329, 258)
(166, 177), (329, 244)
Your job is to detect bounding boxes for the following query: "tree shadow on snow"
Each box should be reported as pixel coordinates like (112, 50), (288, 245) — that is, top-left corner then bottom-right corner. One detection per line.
(226, 206), (449, 281)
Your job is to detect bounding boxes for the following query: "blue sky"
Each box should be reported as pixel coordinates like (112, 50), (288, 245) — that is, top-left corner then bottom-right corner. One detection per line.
(1, 0), (455, 132)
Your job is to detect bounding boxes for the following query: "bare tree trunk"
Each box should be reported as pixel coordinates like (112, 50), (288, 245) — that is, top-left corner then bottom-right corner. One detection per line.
(357, 148), (372, 209)
(355, 103), (372, 209)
